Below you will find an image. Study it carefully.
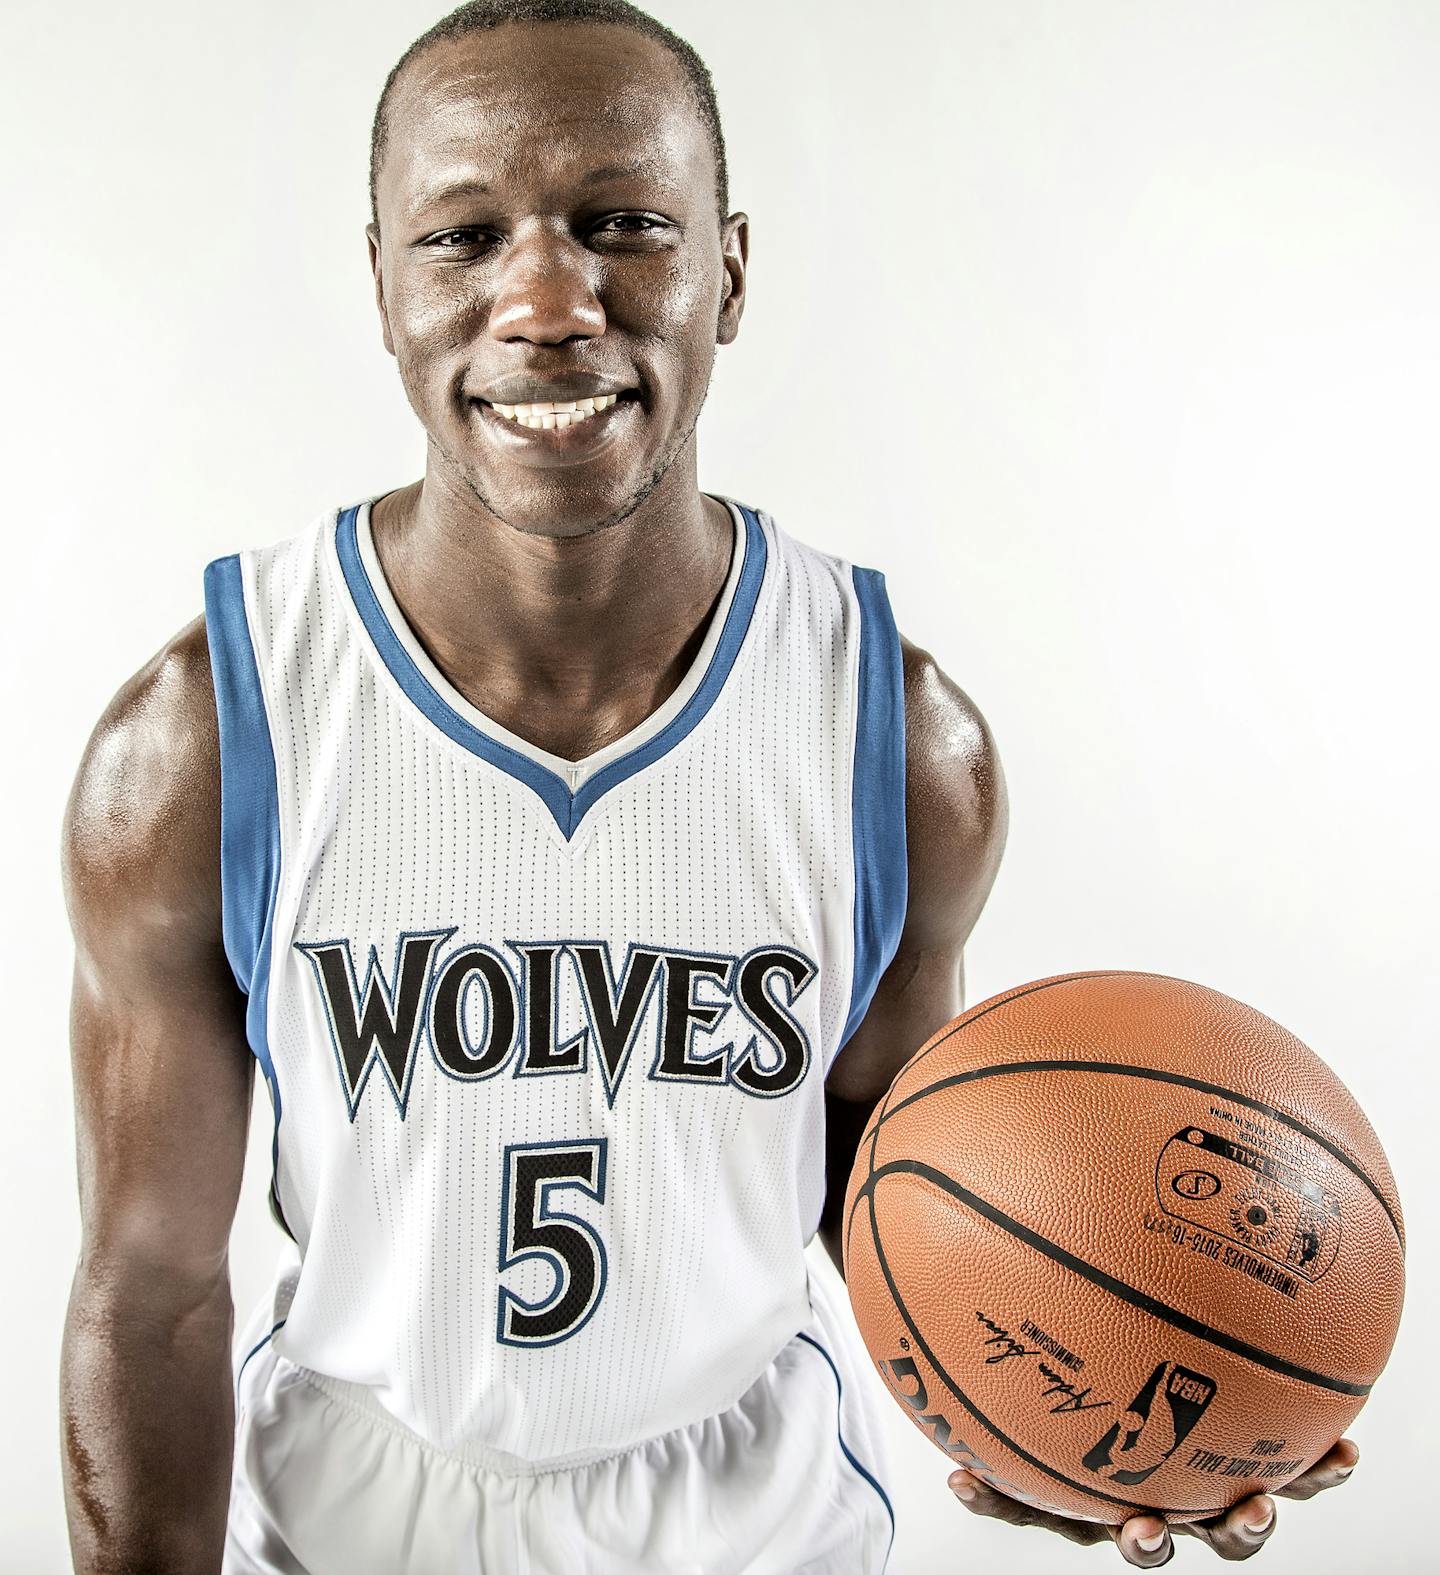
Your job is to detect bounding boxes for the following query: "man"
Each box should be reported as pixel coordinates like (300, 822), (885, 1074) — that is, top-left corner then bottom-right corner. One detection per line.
(59, 2), (1358, 1570)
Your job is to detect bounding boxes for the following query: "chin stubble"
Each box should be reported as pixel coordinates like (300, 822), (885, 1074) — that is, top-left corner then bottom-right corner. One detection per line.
(435, 396), (707, 539)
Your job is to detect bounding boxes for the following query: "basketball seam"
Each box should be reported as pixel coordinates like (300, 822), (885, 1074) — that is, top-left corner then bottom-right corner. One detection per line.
(848, 975), (1127, 1267)
(896, 973), (1134, 1082)
(870, 1059), (1404, 1251)
(858, 1178), (1231, 1518)
(859, 1160), (1373, 1397)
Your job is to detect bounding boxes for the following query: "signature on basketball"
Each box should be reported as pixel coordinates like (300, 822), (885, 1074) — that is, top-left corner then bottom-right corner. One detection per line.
(974, 1312), (1112, 1415)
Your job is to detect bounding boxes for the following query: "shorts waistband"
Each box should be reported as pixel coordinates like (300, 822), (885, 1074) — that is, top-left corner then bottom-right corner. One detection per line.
(290, 1361), (647, 1478)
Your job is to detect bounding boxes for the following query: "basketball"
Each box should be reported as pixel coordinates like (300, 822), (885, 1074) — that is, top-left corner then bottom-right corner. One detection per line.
(842, 970), (1406, 1525)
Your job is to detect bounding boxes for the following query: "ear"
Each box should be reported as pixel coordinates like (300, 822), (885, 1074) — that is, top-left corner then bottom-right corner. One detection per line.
(366, 222), (396, 358)
(716, 212), (749, 346)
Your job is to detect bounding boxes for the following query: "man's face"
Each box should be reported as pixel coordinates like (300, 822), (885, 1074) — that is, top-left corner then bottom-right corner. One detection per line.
(368, 22), (747, 538)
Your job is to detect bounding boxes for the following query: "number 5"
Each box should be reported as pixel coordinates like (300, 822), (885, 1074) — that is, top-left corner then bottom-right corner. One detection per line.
(497, 1139), (609, 1347)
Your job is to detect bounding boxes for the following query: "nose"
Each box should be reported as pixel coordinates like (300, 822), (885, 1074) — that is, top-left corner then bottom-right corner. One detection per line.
(489, 224), (606, 345)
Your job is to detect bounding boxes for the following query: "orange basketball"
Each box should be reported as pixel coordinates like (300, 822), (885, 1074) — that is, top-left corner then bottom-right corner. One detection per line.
(842, 971), (1405, 1524)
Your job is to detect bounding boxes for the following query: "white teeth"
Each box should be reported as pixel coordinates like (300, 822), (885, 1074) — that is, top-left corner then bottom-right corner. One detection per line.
(490, 392), (622, 429)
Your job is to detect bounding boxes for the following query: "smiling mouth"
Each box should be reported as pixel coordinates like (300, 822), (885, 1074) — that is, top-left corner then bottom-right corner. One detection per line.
(483, 393), (629, 430)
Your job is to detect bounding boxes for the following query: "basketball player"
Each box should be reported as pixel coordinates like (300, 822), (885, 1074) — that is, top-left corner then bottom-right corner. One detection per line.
(59, 3), (1359, 1570)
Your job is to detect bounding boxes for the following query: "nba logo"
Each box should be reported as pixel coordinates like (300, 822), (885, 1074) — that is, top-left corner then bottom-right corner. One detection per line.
(1082, 1361), (1217, 1486)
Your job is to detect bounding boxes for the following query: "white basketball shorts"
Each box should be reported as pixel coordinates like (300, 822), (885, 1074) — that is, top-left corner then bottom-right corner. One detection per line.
(223, 1243), (894, 1575)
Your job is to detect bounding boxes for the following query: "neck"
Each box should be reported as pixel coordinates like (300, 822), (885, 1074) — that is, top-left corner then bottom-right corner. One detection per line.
(367, 449), (735, 758)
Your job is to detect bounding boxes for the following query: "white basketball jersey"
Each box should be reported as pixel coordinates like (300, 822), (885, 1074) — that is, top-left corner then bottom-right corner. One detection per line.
(203, 493), (906, 1465)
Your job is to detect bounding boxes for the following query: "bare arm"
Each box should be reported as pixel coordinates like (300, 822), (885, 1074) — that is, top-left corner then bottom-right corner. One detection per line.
(61, 617), (254, 1574)
(818, 634), (1008, 1273)
(818, 643), (1358, 1567)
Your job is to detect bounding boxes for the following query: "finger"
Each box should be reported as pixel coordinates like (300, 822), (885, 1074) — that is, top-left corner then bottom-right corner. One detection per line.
(1182, 1494), (1277, 1560)
(1276, 1439), (1359, 1502)
(1109, 1516), (1175, 1568)
(947, 1469), (1109, 1546)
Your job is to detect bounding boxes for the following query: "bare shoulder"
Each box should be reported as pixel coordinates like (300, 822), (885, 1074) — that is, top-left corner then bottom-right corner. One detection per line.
(63, 616), (222, 962)
(821, 636), (1008, 1104)
(63, 618), (251, 1296)
(900, 633), (1009, 950)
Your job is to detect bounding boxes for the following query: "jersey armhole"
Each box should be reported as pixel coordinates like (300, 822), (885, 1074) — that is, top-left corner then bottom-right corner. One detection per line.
(836, 565), (908, 1060)
(203, 554), (280, 1002)
(203, 554), (291, 1237)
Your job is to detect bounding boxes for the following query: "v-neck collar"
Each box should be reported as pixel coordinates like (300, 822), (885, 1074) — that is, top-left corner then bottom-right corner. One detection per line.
(333, 494), (769, 839)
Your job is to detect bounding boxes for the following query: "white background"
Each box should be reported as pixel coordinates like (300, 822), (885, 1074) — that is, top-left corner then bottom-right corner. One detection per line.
(4, 1), (1436, 1570)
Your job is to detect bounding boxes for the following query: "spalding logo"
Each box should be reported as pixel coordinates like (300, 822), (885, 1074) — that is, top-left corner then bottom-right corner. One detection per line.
(1171, 1169), (1222, 1200)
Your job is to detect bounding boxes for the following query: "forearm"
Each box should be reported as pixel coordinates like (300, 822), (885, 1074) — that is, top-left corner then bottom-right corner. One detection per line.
(61, 1265), (236, 1575)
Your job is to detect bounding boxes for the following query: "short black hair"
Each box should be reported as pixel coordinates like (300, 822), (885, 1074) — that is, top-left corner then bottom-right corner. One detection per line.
(369, 0), (729, 230)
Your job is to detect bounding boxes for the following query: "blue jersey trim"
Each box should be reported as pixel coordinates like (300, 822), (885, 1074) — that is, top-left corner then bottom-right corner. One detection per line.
(839, 567), (908, 1054)
(203, 555), (287, 1233)
(333, 503), (768, 840)
(796, 1330), (896, 1568)
(236, 1317), (288, 1394)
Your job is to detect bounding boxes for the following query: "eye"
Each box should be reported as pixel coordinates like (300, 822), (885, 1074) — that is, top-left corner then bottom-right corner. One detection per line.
(425, 228), (491, 249)
(593, 213), (674, 241)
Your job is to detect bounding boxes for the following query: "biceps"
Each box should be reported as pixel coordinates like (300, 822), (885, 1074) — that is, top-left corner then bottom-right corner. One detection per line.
(826, 941), (966, 1106)
(70, 955), (253, 1293)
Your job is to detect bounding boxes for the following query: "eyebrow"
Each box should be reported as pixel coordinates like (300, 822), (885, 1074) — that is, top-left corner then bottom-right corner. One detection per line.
(408, 160), (664, 215)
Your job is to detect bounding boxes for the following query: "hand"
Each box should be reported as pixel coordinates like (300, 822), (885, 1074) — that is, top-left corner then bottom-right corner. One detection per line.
(948, 1439), (1359, 1565)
